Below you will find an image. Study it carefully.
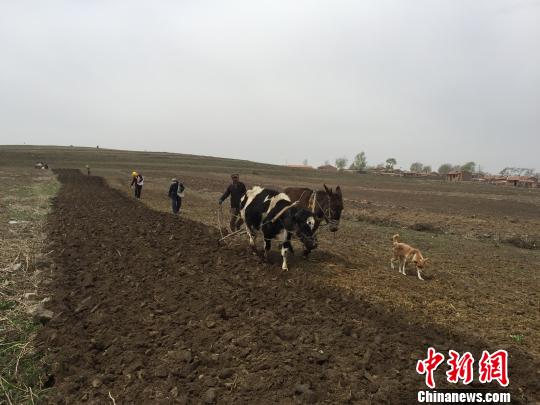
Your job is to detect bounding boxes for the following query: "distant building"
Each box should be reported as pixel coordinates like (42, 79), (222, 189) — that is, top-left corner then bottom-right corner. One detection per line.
(488, 176), (509, 186)
(446, 171), (472, 182)
(506, 176), (521, 186)
(403, 171), (424, 177)
(285, 164), (314, 170)
(344, 169), (367, 174)
(368, 167), (402, 176)
(317, 164), (338, 171)
(506, 176), (538, 188)
(478, 175), (539, 188)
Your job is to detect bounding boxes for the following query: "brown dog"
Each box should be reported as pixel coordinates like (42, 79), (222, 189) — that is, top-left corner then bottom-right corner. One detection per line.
(390, 234), (429, 280)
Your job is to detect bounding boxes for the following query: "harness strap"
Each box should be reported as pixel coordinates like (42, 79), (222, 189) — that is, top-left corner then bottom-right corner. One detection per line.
(293, 189), (309, 205)
(309, 190), (317, 212)
(314, 193), (332, 223)
(271, 201), (299, 223)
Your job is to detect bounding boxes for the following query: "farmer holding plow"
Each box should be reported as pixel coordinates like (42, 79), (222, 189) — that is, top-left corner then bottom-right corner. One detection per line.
(218, 173), (247, 231)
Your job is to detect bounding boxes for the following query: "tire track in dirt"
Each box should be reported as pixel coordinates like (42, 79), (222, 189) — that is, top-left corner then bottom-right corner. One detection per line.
(38, 170), (539, 404)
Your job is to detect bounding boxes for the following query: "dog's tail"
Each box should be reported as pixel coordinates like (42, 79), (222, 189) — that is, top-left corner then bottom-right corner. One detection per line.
(392, 233), (400, 244)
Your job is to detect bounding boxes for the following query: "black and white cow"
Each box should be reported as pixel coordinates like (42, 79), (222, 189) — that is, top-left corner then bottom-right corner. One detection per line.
(240, 187), (317, 271)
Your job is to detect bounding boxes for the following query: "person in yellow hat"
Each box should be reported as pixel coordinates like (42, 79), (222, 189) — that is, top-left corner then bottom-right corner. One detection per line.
(130, 171), (144, 198)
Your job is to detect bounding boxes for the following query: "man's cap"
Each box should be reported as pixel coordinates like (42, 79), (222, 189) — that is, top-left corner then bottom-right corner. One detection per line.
(171, 178), (177, 182)
(231, 173), (239, 178)
(132, 171), (138, 176)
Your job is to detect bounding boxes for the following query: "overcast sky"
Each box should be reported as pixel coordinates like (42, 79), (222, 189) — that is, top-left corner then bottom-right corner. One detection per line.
(1, 1), (539, 173)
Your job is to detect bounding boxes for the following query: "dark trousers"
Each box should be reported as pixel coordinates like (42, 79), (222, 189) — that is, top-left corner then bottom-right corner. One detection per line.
(230, 207), (243, 231)
(134, 185), (142, 198)
(172, 195), (182, 214)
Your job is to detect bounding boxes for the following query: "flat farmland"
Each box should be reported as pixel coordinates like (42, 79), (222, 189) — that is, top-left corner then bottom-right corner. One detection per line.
(1, 145), (539, 403)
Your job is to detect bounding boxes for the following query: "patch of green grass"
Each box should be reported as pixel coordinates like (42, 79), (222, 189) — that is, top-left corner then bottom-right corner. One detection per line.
(6, 205), (35, 222)
(510, 334), (524, 344)
(0, 313), (47, 404)
(4, 174), (59, 222)
(0, 300), (17, 311)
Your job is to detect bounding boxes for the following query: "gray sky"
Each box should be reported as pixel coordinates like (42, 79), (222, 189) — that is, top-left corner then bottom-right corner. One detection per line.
(1, 0), (539, 173)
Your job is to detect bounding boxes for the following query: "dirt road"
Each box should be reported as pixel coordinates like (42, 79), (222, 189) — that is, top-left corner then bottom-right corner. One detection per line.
(38, 170), (539, 404)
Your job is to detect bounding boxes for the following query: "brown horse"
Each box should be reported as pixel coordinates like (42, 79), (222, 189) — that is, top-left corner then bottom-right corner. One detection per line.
(284, 184), (344, 234)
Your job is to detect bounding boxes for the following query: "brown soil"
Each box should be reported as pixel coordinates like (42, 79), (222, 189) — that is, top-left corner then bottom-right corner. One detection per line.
(107, 170), (540, 359)
(38, 170), (539, 404)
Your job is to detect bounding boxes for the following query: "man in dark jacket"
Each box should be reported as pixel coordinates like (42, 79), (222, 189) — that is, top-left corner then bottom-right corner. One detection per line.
(219, 174), (247, 231)
(168, 178), (185, 214)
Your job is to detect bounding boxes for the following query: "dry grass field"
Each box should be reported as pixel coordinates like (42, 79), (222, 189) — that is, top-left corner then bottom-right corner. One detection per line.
(0, 164), (58, 403)
(1, 145), (539, 403)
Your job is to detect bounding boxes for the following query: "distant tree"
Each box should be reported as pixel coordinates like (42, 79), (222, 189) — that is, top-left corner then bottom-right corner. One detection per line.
(410, 162), (424, 173)
(438, 163), (453, 175)
(460, 161), (476, 173)
(500, 167), (515, 176)
(385, 158), (397, 170)
(335, 157), (348, 171)
(511, 168), (534, 176)
(303, 159), (308, 166)
(500, 167), (534, 176)
(349, 152), (368, 170)
(423, 165), (432, 173)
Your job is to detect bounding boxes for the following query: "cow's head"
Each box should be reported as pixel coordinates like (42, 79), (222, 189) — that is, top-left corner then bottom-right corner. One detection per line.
(288, 208), (318, 251)
(322, 184), (344, 232)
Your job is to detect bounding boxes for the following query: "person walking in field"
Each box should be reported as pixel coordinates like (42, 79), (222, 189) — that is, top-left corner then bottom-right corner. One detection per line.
(218, 173), (247, 231)
(168, 178), (185, 214)
(130, 171), (144, 199)
(86, 165), (91, 175)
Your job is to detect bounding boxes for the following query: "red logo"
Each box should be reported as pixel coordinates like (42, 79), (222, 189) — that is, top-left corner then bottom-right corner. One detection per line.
(446, 350), (474, 385)
(416, 348), (509, 388)
(478, 350), (509, 387)
(416, 347), (445, 389)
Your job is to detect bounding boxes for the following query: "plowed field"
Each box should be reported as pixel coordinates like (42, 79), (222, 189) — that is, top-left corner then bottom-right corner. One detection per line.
(36, 170), (539, 404)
